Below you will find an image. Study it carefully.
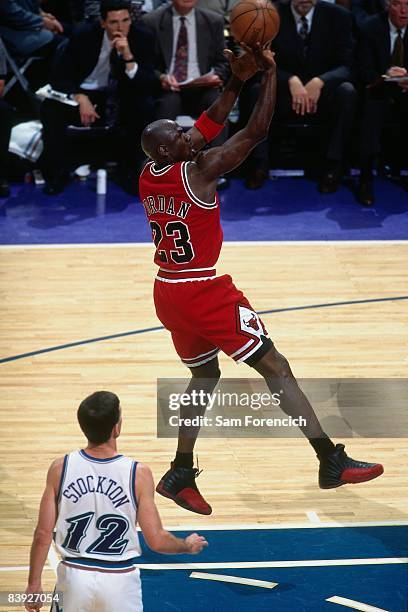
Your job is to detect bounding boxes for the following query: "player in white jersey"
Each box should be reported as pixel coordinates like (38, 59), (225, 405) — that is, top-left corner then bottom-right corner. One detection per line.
(24, 391), (207, 612)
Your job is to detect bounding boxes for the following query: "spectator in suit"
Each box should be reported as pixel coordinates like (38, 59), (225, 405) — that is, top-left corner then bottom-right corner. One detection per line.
(0, 0), (65, 59)
(142, 0), (229, 130)
(0, 43), (14, 198)
(40, 0), (156, 195)
(357, 0), (408, 205)
(244, 0), (357, 191)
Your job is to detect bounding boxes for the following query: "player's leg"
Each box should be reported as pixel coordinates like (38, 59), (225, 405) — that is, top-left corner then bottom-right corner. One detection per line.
(51, 563), (95, 611)
(95, 568), (143, 612)
(252, 345), (384, 488)
(156, 356), (220, 515)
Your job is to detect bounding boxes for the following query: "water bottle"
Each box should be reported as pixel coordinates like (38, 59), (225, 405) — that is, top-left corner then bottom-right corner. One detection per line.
(97, 169), (107, 195)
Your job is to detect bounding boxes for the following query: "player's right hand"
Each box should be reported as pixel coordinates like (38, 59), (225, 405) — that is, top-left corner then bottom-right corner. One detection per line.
(184, 532), (209, 554)
(224, 47), (260, 81)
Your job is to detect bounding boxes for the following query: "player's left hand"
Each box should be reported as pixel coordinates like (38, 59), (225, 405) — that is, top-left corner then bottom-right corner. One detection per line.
(24, 584), (43, 611)
(111, 33), (132, 60)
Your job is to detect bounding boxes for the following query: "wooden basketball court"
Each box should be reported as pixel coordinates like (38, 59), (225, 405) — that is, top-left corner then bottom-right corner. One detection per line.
(1, 241), (407, 605)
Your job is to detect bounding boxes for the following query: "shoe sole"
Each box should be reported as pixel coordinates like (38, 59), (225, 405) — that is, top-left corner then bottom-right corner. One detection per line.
(320, 464), (384, 489)
(156, 481), (212, 515)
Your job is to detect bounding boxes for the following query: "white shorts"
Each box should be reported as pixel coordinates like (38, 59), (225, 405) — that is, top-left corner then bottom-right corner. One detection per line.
(51, 562), (143, 612)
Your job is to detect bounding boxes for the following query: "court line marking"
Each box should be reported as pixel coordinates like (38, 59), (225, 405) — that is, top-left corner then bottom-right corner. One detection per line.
(326, 595), (389, 612)
(3, 555), (407, 573)
(1, 295), (407, 364)
(190, 571), (278, 589)
(163, 520), (408, 530)
(306, 511), (321, 524)
(136, 557), (408, 570)
(0, 566), (53, 572)
(1, 240), (407, 249)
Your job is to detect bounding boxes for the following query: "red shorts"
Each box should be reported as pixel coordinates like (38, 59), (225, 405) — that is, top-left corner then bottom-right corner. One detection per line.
(154, 273), (272, 368)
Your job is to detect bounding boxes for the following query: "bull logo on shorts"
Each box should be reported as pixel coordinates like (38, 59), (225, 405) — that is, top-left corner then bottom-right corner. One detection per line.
(244, 314), (260, 331)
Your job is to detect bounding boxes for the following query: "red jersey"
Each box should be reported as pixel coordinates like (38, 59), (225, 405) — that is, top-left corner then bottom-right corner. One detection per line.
(139, 160), (223, 281)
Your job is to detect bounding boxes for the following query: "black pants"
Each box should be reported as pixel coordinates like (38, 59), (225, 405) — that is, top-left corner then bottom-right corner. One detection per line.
(241, 78), (357, 169)
(155, 87), (228, 146)
(360, 85), (408, 167)
(0, 98), (14, 180)
(40, 90), (152, 181)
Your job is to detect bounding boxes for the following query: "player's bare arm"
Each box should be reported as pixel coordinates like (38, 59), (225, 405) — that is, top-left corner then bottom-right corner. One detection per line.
(136, 463), (208, 554)
(25, 457), (64, 612)
(187, 46), (264, 152)
(188, 49), (277, 202)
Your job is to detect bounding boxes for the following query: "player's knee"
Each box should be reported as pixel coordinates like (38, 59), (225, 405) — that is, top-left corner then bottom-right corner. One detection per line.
(190, 359), (221, 381)
(253, 346), (292, 379)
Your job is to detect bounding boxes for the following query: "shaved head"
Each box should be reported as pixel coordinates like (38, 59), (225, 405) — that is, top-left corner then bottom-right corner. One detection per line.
(141, 119), (178, 161)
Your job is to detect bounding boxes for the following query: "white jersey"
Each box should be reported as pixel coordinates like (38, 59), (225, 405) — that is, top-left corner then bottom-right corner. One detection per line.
(55, 450), (141, 572)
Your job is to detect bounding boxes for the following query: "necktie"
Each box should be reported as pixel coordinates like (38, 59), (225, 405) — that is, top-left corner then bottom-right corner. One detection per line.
(174, 17), (188, 82)
(391, 29), (404, 67)
(105, 49), (120, 128)
(299, 15), (309, 41)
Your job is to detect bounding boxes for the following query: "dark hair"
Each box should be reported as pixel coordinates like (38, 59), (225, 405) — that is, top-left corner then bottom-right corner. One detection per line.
(77, 391), (120, 444)
(100, 0), (131, 20)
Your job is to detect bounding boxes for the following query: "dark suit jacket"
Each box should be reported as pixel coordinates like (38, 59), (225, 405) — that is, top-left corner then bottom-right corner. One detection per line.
(50, 22), (156, 105)
(359, 12), (408, 84)
(142, 6), (229, 84)
(273, 1), (354, 91)
(0, 0), (53, 56)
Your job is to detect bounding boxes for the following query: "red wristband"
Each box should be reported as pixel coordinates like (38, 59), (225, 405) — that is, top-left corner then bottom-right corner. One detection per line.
(194, 111), (224, 143)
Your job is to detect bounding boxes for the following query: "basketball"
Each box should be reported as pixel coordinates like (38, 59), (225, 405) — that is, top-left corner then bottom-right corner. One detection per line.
(230, 0), (280, 48)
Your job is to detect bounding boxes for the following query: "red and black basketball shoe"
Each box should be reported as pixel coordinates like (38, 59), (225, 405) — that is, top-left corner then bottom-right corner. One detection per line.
(319, 444), (384, 489)
(156, 463), (212, 515)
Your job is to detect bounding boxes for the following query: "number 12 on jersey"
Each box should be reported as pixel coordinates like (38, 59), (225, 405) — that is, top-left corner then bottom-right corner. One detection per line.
(62, 512), (130, 555)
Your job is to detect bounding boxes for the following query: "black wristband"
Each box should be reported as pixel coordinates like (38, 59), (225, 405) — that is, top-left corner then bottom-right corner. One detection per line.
(124, 57), (135, 63)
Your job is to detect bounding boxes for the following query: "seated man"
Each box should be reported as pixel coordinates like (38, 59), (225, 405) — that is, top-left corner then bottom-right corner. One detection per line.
(357, 0), (408, 205)
(0, 0), (64, 59)
(40, 0), (156, 195)
(245, 0), (357, 192)
(142, 0), (229, 136)
(0, 43), (14, 198)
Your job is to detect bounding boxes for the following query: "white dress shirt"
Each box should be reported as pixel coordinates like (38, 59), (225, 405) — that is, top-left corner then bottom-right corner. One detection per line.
(290, 4), (315, 34)
(389, 19), (406, 63)
(81, 31), (138, 90)
(169, 9), (201, 82)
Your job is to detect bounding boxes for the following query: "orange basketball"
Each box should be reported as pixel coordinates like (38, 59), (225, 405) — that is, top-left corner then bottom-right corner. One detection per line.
(230, 0), (280, 48)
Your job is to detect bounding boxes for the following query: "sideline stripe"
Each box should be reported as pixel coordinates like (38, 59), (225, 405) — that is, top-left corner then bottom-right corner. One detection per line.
(0, 240), (407, 249)
(190, 571), (278, 589)
(0, 566), (53, 572)
(1, 296), (407, 364)
(161, 519), (408, 531)
(162, 521), (408, 531)
(136, 557), (408, 570)
(326, 595), (389, 612)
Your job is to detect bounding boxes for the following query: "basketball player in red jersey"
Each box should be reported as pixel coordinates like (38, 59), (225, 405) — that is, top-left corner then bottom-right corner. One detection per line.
(139, 46), (383, 515)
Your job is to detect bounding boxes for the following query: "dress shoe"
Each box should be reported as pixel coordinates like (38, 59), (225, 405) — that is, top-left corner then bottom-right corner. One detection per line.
(43, 177), (67, 196)
(0, 178), (10, 198)
(357, 178), (374, 206)
(244, 168), (267, 190)
(318, 166), (342, 194)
